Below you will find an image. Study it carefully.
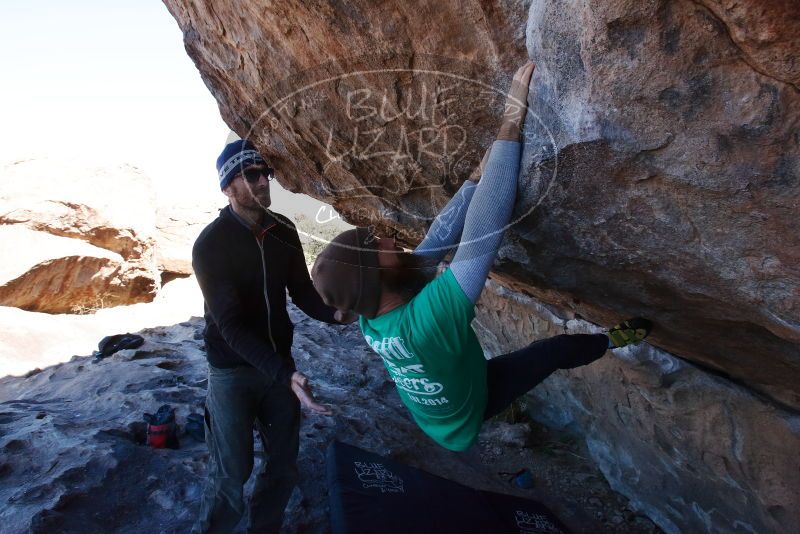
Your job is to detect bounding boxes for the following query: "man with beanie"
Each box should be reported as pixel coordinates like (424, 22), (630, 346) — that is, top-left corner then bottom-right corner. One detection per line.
(312, 62), (652, 452)
(192, 139), (354, 533)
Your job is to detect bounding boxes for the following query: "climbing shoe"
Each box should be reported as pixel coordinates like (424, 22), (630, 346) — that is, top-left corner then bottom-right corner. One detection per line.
(607, 317), (652, 348)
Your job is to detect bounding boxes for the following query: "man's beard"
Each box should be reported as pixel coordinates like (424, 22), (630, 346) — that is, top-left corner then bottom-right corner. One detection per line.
(240, 185), (271, 210)
(381, 252), (437, 302)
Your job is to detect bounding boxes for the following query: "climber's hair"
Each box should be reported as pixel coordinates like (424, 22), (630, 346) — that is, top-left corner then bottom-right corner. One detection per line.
(380, 252), (437, 302)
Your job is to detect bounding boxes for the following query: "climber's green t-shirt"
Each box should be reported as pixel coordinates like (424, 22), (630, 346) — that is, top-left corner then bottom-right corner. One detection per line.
(359, 268), (487, 451)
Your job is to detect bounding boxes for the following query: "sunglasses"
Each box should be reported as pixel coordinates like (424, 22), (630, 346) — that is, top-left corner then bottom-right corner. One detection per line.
(241, 166), (275, 183)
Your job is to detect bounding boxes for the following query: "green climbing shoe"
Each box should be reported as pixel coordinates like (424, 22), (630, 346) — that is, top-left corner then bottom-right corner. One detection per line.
(607, 317), (652, 348)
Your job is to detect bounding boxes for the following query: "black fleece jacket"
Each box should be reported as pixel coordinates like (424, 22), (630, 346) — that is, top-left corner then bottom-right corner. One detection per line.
(192, 205), (338, 386)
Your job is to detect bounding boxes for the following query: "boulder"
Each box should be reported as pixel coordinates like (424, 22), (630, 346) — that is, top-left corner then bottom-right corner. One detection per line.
(0, 226), (154, 314)
(518, 0), (800, 410)
(162, 0), (529, 235)
(163, 1), (800, 531)
(164, 0), (799, 406)
(0, 159), (160, 312)
(155, 203), (220, 277)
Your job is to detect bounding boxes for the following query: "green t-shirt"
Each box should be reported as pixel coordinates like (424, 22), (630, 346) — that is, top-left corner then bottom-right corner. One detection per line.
(359, 268), (487, 451)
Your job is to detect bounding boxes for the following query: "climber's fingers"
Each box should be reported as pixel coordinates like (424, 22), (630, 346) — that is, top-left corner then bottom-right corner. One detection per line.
(499, 61), (535, 140)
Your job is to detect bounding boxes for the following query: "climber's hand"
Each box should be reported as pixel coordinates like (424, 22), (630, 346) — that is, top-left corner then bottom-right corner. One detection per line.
(468, 147), (492, 183)
(498, 61), (535, 141)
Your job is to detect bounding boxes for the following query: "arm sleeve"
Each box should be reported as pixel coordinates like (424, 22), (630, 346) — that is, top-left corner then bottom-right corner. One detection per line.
(285, 226), (339, 324)
(192, 242), (295, 385)
(413, 180), (477, 263)
(450, 140), (521, 303)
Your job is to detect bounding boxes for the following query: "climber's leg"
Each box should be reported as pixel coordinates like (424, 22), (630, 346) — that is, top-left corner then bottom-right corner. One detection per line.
(483, 333), (609, 420)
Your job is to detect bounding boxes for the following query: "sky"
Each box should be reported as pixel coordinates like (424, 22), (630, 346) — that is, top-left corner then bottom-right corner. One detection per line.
(0, 0), (331, 218)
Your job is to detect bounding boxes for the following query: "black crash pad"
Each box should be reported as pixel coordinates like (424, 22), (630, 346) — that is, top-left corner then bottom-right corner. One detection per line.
(326, 441), (568, 533)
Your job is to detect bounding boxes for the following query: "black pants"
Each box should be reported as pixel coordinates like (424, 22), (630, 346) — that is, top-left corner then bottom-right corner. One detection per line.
(483, 333), (609, 420)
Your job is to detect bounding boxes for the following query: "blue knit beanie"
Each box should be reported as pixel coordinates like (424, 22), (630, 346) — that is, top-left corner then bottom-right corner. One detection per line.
(216, 139), (267, 190)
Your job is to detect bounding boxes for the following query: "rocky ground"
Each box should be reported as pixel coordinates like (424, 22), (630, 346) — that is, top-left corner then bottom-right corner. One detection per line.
(0, 302), (659, 533)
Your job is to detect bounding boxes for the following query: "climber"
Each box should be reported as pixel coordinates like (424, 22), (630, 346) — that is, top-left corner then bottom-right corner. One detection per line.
(311, 61), (652, 452)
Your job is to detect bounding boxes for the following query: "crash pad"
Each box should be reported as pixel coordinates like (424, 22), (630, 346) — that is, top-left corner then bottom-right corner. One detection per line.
(326, 441), (568, 533)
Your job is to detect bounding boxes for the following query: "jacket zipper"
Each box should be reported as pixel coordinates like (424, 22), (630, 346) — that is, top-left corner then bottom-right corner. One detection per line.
(256, 224), (278, 353)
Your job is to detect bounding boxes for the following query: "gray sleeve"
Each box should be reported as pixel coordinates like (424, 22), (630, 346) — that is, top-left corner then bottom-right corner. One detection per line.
(450, 140), (521, 303)
(413, 180), (477, 263)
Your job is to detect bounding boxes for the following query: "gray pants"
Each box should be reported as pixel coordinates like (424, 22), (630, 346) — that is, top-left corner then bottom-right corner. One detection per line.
(194, 365), (300, 534)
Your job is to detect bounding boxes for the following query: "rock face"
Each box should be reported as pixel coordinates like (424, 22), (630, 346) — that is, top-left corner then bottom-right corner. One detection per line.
(0, 159), (160, 313)
(164, 0), (799, 405)
(519, 0), (799, 410)
(163, 1), (799, 531)
(475, 280), (800, 533)
(162, 0), (530, 233)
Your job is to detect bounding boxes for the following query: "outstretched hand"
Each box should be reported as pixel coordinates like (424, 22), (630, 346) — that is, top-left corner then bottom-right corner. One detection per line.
(498, 61), (535, 141)
(290, 371), (332, 415)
